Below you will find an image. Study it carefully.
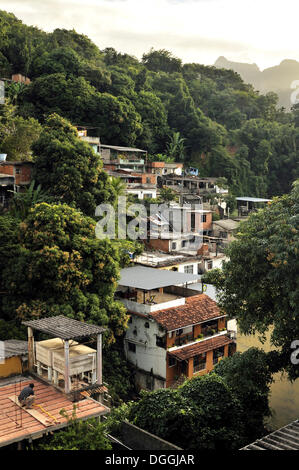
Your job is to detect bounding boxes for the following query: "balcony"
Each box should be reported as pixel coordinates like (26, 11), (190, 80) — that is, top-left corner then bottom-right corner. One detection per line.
(116, 289), (186, 314)
(174, 333), (193, 347)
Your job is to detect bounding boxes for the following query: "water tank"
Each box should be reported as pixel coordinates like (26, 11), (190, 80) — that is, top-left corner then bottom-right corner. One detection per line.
(0, 154), (7, 162)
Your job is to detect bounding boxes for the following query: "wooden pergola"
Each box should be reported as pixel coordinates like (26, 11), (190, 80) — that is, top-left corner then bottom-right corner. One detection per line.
(22, 316), (107, 395)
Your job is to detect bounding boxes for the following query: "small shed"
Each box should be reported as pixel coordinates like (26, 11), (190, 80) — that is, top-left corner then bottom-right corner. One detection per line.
(0, 340), (28, 378)
(22, 316), (107, 395)
(236, 197), (271, 216)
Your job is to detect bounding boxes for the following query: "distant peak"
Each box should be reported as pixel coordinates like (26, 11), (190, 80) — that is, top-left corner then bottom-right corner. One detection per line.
(279, 59), (299, 67)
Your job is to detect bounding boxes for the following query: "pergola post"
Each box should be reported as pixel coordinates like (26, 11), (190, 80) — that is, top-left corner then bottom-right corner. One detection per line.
(96, 334), (102, 385)
(64, 340), (70, 394)
(28, 327), (34, 372)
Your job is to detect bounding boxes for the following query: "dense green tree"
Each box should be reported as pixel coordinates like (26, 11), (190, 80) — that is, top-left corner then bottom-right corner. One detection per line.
(217, 182), (299, 379)
(32, 113), (116, 216)
(214, 348), (273, 441)
(1, 10), (298, 198)
(142, 48), (182, 74)
(0, 99), (41, 160)
(133, 90), (169, 153)
(34, 413), (111, 450)
(129, 374), (245, 450)
(30, 47), (82, 78)
(1, 203), (129, 345)
(9, 180), (48, 219)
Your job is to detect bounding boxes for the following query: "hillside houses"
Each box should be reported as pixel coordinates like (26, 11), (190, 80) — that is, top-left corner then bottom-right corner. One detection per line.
(117, 266), (236, 390)
(0, 158), (33, 208)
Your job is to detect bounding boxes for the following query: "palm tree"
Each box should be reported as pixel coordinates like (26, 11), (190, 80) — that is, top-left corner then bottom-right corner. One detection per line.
(166, 132), (186, 161)
(110, 176), (127, 197)
(9, 180), (47, 219)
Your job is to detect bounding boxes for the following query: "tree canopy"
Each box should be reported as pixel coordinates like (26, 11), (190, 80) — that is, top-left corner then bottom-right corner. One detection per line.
(216, 181), (299, 379)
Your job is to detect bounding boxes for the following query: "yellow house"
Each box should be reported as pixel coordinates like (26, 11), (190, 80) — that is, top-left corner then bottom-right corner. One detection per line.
(0, 340), (28, 378)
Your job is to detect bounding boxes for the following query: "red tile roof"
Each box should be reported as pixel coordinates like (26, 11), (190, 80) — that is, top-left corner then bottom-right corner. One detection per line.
(149, 294), (225, 331)
(168, 334), (233, 361)
(0, 377), (109, 448)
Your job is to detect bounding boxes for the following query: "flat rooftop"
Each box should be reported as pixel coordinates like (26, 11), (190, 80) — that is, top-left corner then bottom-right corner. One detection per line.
(135, 252), (201, 268)
(236, 197), (271, 203)
(119, 266), (201, 291)
(0, 376), (109, 448)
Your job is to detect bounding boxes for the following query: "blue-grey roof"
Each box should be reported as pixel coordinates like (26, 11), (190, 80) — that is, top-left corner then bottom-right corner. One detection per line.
(187, 282), (219, 302)
(119, 266), (201, 290)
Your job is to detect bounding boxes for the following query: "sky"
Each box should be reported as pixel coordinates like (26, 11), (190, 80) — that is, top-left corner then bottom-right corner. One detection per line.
(1, 0), (299, 70)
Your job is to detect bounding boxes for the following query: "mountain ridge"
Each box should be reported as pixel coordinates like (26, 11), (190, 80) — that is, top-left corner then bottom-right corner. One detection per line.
(214, 56), (299, 109)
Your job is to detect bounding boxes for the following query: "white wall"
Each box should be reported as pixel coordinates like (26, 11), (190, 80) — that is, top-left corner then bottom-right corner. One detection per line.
(124, 315), (166, 380)
(126, 189), (157, 200)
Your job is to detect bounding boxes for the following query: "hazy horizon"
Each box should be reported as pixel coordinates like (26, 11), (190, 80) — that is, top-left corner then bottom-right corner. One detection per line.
(1, 0), (299, 70)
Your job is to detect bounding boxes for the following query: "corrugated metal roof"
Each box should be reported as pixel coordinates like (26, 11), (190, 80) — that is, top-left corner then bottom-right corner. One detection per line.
(236, 197), (271, 203)
(213, 219), (240, 231)
(0, 341), (28, 359)
(119, 266), (201, 290)
(22, 316), (107, 340)
(100, 144), (146, 153)
(241, 420), (299, 450)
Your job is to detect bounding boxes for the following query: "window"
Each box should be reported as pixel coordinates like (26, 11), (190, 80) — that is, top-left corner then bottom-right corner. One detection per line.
(175, 329), (183, 337)
(144, 322), (150, 328)
(213, 347), (224, 365)
(128, 342), (136, 353)
(184, 265), (194, 274)
(171, 242), (177, 250)
(15, 168), (21, 175)
(168, 356), (176, 367)
(193, 354), (206, 373)
(146, 375), (153, 390)
(191, 213), (196, 231)
(128, 317), (132, 324)
(201, 319), (219, 337)
(156, 335), (166, 348)
(182, 240), (187, 248)
(220, 231), (227, 239)
(207, 261), (213, 270)
(201, 215), (207, 223)
(146, 177), (151, 184)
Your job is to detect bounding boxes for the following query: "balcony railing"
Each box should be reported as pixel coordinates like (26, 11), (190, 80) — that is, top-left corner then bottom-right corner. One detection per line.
(174, 333), (193, 347)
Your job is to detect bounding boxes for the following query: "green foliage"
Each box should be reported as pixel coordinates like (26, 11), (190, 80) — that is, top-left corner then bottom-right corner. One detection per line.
(9, 180), (48, 219)
(103, 348), (138, 405)
(128, 375), (245, 450)
(129, 388), (195, 448)
(201, 268), (225, 287)
(217, 182), (299, 379)
(104, 402), (132, 438)
(1, 10), (298, 197)
(158, 187), (178, 203)
(142, 48), (182, 74)
(32, 113), (117, 217)
(34, 410), (111, 450)
(0, 99), (41, 161)
(0, 203), (128, 345)
(212, 212), (221, 221)
(166, 131), (185, 161)
(214, 348), (273, 441)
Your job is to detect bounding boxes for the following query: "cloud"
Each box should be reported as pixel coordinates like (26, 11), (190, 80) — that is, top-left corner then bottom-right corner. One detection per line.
(1, 0), (299, 69)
